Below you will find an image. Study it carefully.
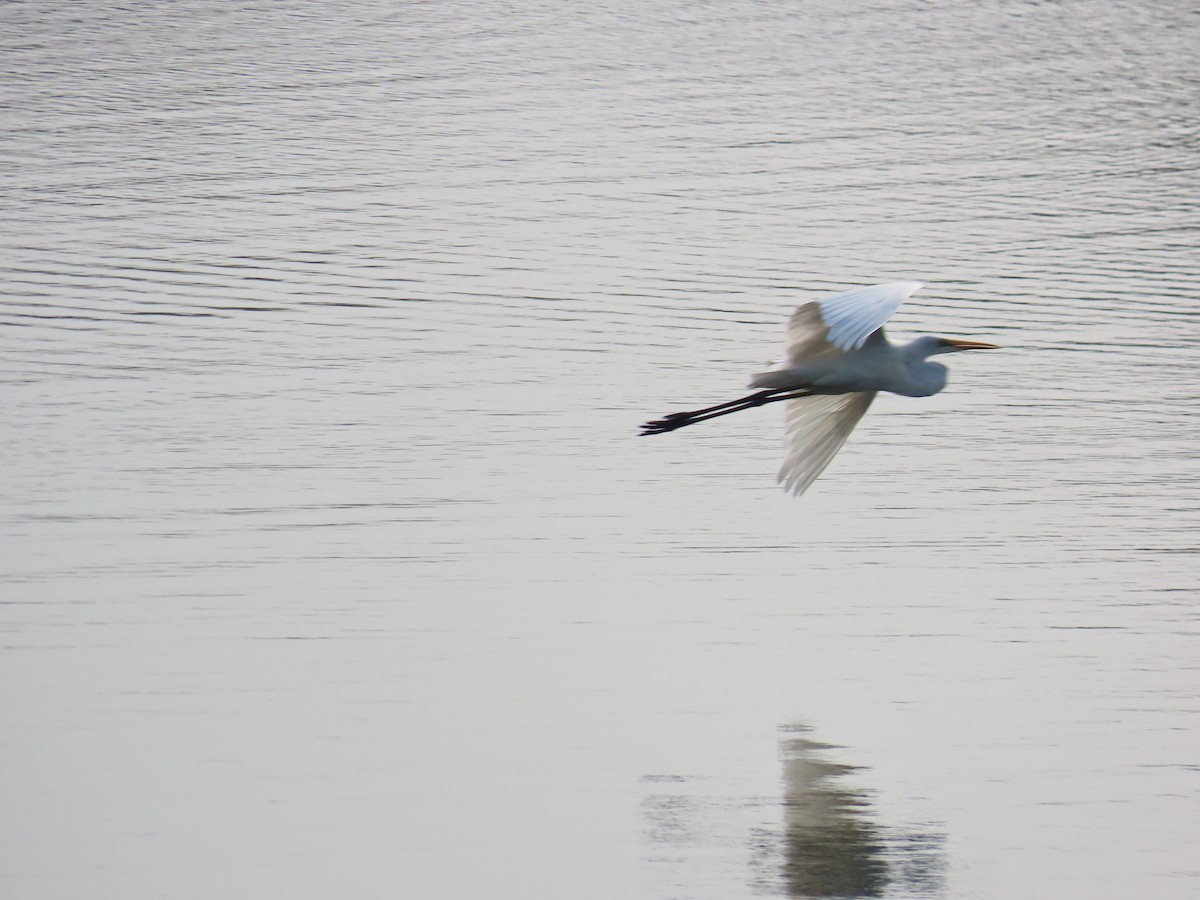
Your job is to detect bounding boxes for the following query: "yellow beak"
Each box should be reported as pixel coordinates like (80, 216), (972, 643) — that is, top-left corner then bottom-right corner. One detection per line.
(945, 339), (1001, 350)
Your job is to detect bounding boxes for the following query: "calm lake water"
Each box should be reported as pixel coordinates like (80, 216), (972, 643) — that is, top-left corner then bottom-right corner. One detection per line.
(3, 1), (1198, 898)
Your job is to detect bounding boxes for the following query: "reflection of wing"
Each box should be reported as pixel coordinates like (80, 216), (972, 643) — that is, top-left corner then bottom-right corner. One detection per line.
(778, 392), (876, 495)
(787, 282), (922, 362)
(778, 728), (891, 897)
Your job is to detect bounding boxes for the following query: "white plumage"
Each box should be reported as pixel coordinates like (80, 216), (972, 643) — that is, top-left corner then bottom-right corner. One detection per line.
(641, 282), (999, 497)
(778, 391), (877, 496)
(813, 281), (923, 351)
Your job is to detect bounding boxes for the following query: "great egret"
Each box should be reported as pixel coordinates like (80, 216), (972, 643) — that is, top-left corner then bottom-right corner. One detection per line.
(640, 282), (999, 495)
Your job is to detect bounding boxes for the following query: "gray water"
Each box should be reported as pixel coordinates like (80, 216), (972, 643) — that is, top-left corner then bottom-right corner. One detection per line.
(3, 2), (1198, 898)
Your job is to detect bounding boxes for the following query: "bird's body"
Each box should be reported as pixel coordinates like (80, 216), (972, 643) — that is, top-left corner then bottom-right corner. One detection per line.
(750, 334), (950, 397)
(640, 282), (999, 496)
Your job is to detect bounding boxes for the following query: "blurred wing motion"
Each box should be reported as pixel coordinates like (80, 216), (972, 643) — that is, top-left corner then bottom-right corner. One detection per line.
(776, 283), (917, 494)
(778, 392), (876, 496)
(787, 281), (922, 361)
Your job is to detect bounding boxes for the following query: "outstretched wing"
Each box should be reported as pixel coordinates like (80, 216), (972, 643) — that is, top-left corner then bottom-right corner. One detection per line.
(787, 282), (922, 362)
(778, 392), (876, 496)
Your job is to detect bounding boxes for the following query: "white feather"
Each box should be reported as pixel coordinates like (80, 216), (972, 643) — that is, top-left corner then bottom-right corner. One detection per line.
(813, 281), (923, 352)
(778, 392), (877, 496)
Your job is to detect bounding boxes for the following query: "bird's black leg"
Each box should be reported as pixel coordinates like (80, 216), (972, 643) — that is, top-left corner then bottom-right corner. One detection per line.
(640, 389), (810, 435)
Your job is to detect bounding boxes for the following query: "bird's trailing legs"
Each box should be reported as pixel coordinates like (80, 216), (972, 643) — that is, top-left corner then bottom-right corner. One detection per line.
(640, 388), (812, 435)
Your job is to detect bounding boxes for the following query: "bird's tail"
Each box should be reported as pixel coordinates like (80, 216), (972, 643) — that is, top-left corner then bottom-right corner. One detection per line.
(750, 369), (803, 389)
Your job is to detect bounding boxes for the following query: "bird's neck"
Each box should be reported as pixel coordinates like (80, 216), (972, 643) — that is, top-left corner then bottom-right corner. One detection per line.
(897, 357), (947, 397)
(880, 340), (943, 397)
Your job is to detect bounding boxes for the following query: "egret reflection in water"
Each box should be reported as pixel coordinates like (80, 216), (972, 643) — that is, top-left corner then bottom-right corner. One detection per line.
(643, 723), (944, 898)
(755, 724), (946, 899)
(776, 729), (890, 897)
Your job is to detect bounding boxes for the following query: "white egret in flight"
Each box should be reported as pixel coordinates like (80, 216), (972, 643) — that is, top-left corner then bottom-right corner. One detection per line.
(640, 282), (999, 495)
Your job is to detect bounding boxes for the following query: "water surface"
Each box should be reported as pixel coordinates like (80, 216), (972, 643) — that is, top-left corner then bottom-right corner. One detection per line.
(2, 2), (1198, 898)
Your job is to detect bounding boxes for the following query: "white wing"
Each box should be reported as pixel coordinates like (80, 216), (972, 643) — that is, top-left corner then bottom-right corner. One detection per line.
(778, 392), (876, 496)
(787, 282), (922, 362)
